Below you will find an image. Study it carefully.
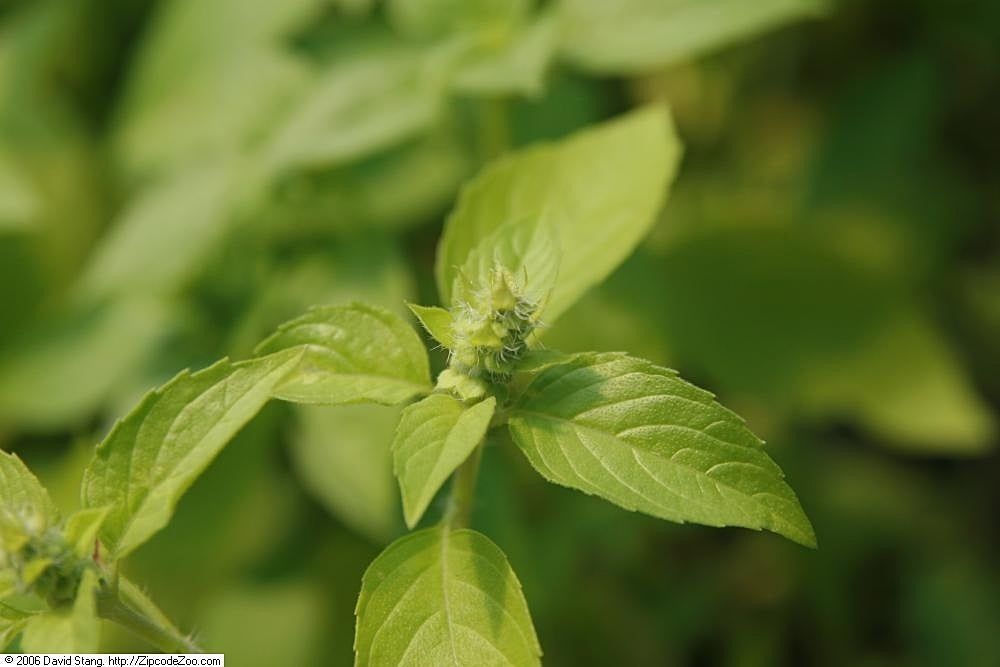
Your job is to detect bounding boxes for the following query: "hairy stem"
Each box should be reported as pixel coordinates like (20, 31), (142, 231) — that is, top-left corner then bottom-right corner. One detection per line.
(96, 582), (201, 654)
(444, 441), (485, 529)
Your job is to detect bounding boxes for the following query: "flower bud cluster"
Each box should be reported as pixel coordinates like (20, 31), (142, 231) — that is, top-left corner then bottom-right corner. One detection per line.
(0, 508), (90, 607)
(438, 267), (540, 399)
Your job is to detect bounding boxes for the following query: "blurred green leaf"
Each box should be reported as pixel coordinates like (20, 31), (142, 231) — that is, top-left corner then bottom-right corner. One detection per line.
(199, 580), (325, 667)
(263, 48), (445, 175)
(452, 14), (557, 97)
(799, 310), (996, 454)
(437, 106), (680, 321)
(355, 526), (541, 665)
(0, 603), (30, 650)
(0, 450), (58, 526)
(509, 353), (816, 546)
(114, 0), (323, 175)
(0, 298), (172, 430)
(0, 153), (37, 230)
(393, 394), (496, 527)
(82, 351), (303, 559)
(387, 0), (532, 40)
(79, 163), (234, 300)
(292, 404), (403, 543)
(558, 0), (825, 74)
(255, 304), (432, 406)
(20, 568), (99, 652)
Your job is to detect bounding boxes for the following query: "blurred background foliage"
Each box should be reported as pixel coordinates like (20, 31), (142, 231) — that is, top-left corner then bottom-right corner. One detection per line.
(1, 0), (998, 664)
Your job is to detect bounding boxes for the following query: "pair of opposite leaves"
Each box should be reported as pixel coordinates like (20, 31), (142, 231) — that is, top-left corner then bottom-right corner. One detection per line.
(3, 107), (814, 663)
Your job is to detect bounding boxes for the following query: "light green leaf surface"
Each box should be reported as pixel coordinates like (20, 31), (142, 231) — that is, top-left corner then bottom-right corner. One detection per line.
(0, 299), (172, 429)
(408, 304), (456, 349)
(256, 304), (432, 406)
(436, 106), (680, 321)
(387, 0), (532, 39)
(355, 526), (541, 666)
(452, 14), (558, 97)
(558, 0), (826, 74)
(0, 450), (58, 525)
(800, 310), (997, 454)
(199, 580), (325, 667)
(20, 568), (99, 653)
(78, 163), (234, 299)
(508, 353), (816, 546)
(81, 351), (303, 559)
(114, 0), (321, 175)
(0, 153), (38, 230)
(393, 395), (497, 528)
(292, 404), (403, 543)
(264, 49), (444, 175)
(1, 604), (30, 650)
(63, 507), (109, 558)
(453, 214), (560, 307)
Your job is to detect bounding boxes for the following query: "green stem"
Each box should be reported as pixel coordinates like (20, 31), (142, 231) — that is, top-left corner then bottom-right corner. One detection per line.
(96, 583), (201, 654)
(444, 441), (485, 529)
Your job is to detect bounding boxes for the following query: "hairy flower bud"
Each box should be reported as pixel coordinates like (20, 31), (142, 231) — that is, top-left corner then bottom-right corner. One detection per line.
(442, 265), (542, 391)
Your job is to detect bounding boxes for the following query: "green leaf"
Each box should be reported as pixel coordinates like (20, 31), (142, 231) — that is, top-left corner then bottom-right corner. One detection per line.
(0, 450), (58, 526)
(114, 0), (321, 175)
(452, 14), (558, 97)
(407, 303), (456, 349)
(355, 526), (541, 666)
(0, 298), (172, 429)
(1, 604), (31, 650)
(558, 0), (826, 74)
(387, 0), (532, 39)
(20, 568), (100, 653)
(78, 164), (234, 300)
(199, 580), (325, 667)
(453, 213), (561, 308)
(436, 106), (680, 321)
(264, 49), (444, 175)
(255, 303), (432, 406)
(511, 349), (578, 374)
(291, 404), (403, 543)
(508, 353), (816, 547)
(393, 395), (496, 528)
(0, 153), (38, 231)
(81, 351), (303, 559)
(63, 507), (110, 558)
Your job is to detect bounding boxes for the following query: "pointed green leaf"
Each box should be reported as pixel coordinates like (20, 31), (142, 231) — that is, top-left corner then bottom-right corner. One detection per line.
(508, 353), (816, 546)
(63, 507), (110, 558)
(0, 450), (59, 532)
(20, 568), (100, 653)
(1, 604), (31, 650)
(453, 214), (561, 308)
(256, 303), (432, 406)
(558, 0), (826, 74)
(264, 49), (444, 175)
(407, 304), (456, 349)
(393, 395), (496, 528)
(355, 526), (541, 666)
(511, 349), (579, 374)
(81, 351), (303, 559)
(436, 106), (680, 322)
